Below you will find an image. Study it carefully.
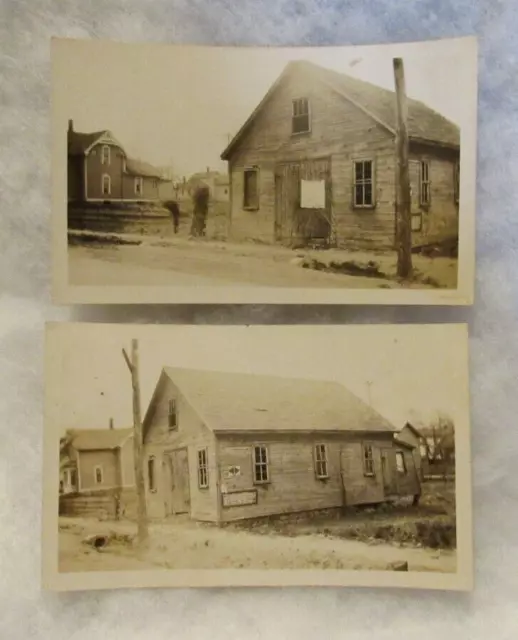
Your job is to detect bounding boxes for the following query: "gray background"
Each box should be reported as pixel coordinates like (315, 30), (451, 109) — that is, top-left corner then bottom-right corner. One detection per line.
(1, 0), (516, 638)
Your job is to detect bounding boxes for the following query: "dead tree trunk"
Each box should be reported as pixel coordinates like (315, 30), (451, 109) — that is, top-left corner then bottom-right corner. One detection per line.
(393, 57), (413, 279)
(122, 339), (149, 548)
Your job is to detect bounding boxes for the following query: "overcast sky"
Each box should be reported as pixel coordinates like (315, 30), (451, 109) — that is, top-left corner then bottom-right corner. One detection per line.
(54, 37), (475, 177)
(48, 324), (468, 438)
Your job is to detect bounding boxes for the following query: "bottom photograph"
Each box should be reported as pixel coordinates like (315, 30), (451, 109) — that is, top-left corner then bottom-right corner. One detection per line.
(43, 322), (472, 592)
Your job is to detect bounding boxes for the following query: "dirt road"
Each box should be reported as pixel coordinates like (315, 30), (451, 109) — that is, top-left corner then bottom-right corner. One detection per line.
(59, 516), (456, 574)
(68, 243), (398, 289)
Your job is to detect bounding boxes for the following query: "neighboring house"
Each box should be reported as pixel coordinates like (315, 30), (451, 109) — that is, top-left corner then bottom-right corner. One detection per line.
(221, 60), (460, 249)
(59, 435), (78, 495)
(59, 425), (135, 493)
(395, 422), (430, 480)
(186, 169), (229, 202)
(142, 367), (421, 523)
(67, 120), (172, 203)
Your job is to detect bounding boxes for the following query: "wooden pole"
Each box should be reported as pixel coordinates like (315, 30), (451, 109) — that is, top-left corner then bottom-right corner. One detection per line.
(393, 57), (413, 279)
(122, 339), (149, 547)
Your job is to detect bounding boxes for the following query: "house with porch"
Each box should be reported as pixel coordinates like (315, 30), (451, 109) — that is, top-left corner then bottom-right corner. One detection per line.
(142, 367), (421, 523)
(220, 60), (460, 250)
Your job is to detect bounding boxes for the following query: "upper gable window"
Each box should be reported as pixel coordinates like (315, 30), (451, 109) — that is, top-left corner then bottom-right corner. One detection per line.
(101, 145), (110, 165)
(168, 399), (177, 430)
(292, 98), (310, 135)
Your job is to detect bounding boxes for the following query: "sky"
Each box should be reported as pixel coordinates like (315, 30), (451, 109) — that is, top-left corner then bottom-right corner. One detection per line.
(54, 37), (476, 178)
(47, 324), (469, 438)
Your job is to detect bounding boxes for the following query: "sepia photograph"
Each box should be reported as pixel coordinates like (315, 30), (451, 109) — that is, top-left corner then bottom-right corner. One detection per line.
(51, 37), (477, 305)
(43, 323), (472, 592)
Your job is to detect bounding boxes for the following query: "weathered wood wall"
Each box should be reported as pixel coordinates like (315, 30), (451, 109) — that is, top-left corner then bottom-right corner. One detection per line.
(226, 65), (459, 250)
(143, 376), (218, 522)
(59, 487), (136, 519)
(77, 449), (119, 492)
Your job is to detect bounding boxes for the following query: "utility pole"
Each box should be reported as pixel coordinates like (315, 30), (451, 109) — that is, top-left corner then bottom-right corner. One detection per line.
(122, 339), (149, 548)
(393, 57), (413, 279)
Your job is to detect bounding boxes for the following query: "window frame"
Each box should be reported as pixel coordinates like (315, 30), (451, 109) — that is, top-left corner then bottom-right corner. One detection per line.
(291, 97), (311, 135)
(352, 159), (375, 209)
(101, 173), (111, 196)
(419, 160), (431, 207)
(314, 443), (329, 480)
(147, 455), (157, 492)
(197, 447), (209, 489)
(101, 144), (111, 165)
(363, 444), (375, 477)
(134, 176), (144, 196)
(168, 399), (178, 430)
(243, 167), (259, 210)
(94, 465), (104, 485)
(395, 451), (407, 474)
(411, 212), (423, 232)
(252, 444), (270, 485)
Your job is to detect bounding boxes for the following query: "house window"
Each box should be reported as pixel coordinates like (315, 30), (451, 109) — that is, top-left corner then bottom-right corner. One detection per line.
(353, 160), (374, 207)
(292, 97), (310, 134)
(243, 168), (259, 209)
(420, 161), (430, 206)
(70, 469), (77, 488)
(148, 456), (156, 492)
(134, 177), (143, 196)
(94, 466), (103, 485)
(101, 145), (110, 165)
(454, 161), (460, 204)
(168, 399), (177, 429)
(395, 451), (407, 474)
(197, 448), (209, 489)
(314, 444), (329, 479)
(411, 212), (423, 232)
(253, 445), (269, 484)
(102, 174), (111, 196)
(419, 443), (428, 459)
(363, 445), (375, 476)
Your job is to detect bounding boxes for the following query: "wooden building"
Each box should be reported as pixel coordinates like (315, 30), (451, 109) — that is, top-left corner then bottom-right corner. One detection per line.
(67, 120), (171, 203)
(395, 422), (430, 480)
(220, 60), (460, 250)
(142, 368), (421, 523)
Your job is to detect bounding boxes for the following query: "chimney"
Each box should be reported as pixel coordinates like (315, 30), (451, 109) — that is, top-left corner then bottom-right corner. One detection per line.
(109, 417), (114, 430)
(206, 166), (210, 174)
(68, 119), (73, 133)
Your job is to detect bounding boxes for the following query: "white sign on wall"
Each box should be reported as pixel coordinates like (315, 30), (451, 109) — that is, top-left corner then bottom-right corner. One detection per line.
(300, 179), (326, 209)
(222, 490), (257, 508)
(224, 465), (241, 479)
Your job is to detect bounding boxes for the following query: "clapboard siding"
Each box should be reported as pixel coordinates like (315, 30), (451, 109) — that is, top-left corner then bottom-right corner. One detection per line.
(59, 488), (136, 519)
(143, 375), (218, 522)
(216, 432), (414, 522)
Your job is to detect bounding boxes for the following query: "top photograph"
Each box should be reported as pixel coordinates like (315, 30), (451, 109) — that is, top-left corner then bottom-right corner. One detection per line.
(51, 36), (477, 305)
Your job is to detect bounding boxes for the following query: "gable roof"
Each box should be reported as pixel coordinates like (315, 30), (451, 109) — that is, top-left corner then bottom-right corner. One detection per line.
(67, 428), (133, 451)
(68, 130), (108, 155)
(125, 158), (167, 180)
(398, 422), (425, 440)
(144, 367), (398, 435)
(221, 60), (459, 160)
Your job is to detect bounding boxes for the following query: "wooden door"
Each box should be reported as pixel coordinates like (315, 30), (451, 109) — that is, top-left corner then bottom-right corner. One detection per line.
(274, 158), (331, 246)
(164, 449), (190, 515)
(380, 449), (397, 498)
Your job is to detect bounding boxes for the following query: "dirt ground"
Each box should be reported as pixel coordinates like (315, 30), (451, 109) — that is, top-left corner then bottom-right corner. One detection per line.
(67, 232), (457, 290)
(58, 481), (456, 575)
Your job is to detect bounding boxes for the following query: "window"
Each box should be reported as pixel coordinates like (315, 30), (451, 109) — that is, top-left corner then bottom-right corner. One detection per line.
(292, 98), (310, 134)
(314, 444), (329, 479)
(134, 177), (143, 196)
(243, 168), (259, 209)
(70, 469), (77, 488)
(419, 443), (428, 459)
(94, 465), (103, 485)
(197, 448), (209, 489)
(102, 174), (111, 196)
(363, 445), (374, 476)
(253, 445), (269, 484)
(454, 161), (460, 204)
(353, 160), (374, 207)
(395, 451), (407, 474)
(101, 145), (110, 165)
(420, 161), (430, 206)
(168, 399), (177, 429)
(148, 456), (156, 491)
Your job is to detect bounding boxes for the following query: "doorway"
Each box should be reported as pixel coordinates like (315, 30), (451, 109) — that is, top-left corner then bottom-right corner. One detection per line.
(164, 448), (191, 515)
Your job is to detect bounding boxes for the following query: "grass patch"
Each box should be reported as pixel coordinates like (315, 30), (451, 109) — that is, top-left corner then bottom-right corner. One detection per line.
(68, 232), (142, 247)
